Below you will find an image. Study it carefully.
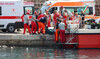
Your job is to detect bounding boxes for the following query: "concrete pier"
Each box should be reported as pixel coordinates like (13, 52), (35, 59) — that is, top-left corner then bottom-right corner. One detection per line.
(0, 34), (55, 47)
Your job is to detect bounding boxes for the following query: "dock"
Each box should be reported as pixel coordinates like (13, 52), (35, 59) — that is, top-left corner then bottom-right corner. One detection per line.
(0, 33), (55, 47)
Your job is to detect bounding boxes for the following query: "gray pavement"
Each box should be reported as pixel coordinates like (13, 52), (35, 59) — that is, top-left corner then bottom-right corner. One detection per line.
(0, 29), (55, 46)
(0, 29), (30, 35)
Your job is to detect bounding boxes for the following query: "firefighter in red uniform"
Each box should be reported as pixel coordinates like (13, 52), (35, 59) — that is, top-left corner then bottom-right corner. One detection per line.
(37, 14), (44, 20)
(31, 12), (37, 34)
(58, 19), (66, 43)
(47, 13), (51, 27)
(23, 11), (31, 34)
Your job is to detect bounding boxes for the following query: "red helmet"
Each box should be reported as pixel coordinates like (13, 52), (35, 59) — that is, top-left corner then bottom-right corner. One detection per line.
(35, 11), (37, 15)
(26, 10), (30, 14)
(61, 6), (63, 8)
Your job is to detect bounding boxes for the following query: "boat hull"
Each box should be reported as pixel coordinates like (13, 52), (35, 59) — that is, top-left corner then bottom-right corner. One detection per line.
(78, 33), (100, 48)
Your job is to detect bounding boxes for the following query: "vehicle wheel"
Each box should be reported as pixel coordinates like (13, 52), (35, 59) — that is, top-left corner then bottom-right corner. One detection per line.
(7, 24), (15, 33)
(1, 29), (7, 32)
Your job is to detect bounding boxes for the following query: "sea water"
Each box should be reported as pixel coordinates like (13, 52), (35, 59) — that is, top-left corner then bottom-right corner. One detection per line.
(0, 47), (100, 59)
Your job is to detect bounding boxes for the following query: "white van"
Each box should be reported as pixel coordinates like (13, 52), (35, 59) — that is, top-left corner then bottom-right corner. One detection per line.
(0, 0), (34, 32)
(40, 0), (100, 20)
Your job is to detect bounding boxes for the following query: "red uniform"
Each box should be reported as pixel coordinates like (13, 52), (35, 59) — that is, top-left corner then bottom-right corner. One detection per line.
(31, 21), (37, 33)
(54, 22), (60, 43)
(37, 17), (46, 34)
(23, 24), (31, 34)
(60, 30), (65, 43)
(63, 16), (67, 29)
(23, 15), (31, 34)
(53, 13), (60, 24)
(37, 14), (44, 20)
(55, 29), (59, 42)
(47, 17), (51, 27)
(53, 14), (60, 43)
(71, 16), (75, 20)
(38, 22), (45, 34)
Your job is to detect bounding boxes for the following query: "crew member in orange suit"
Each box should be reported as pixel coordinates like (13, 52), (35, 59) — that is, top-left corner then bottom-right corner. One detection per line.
(54, 19), (61, 43)
(37, 14), (47, 34)
(53, 10), (61, 43)
(23, 11), (31, 34)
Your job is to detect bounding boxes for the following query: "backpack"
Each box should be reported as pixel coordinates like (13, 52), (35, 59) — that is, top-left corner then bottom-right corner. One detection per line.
(45, 28), (54, 35)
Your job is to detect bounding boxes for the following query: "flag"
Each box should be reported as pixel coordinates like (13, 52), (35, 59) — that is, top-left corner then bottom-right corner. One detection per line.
(83, 5), (88, 13)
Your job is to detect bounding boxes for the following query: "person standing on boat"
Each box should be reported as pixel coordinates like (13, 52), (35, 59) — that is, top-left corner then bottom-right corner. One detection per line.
(58, 19), (66, 43)
(71, 12), (75, 20)
(80, 10), (85, 27)
(63, 10), (68, 29)
(60, 6), (64, 16)
(53, 10), (61, 24)
(75, 13), (81, 22)
(54, 19), (61, 43)
(53, 10), (61, 43)
(63, 9), (73, 20)
(81, 10), (85, 23)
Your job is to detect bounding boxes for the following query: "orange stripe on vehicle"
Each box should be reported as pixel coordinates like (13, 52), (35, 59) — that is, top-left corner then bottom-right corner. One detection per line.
(47, 3), (52, 6)
(48, 2), (84, 11)
(85, 16), (100, 19)
(52, 2), (84, 7)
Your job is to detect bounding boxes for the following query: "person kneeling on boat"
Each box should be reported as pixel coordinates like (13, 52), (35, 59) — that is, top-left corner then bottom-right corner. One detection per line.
(58, 19), (66, 43)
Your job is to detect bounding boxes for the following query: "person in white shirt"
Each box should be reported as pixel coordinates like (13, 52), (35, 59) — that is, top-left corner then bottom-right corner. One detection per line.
(58, 19), (66, 43)
(75, 13), (81, 22)
(23, 11), (31, 34)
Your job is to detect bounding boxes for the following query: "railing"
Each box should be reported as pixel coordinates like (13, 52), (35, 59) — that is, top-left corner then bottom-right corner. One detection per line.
(65, 28), (78, 44)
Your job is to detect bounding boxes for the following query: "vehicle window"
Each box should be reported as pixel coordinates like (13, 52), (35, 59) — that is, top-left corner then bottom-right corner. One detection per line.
(0, 7), (2, 15)
(24, 6), (34, 15)
(77, 7), (93, 15)
(40, 5), (50, 13)
(89, 7), (93, 15)
(49, 7), (57, 14)
(64, 7), (74, 12)
(64, 7), (93, 15)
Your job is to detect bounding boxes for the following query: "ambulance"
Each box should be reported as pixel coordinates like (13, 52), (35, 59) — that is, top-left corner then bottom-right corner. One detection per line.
(0, 0), (34, 33)
(40, 0), (100, 19)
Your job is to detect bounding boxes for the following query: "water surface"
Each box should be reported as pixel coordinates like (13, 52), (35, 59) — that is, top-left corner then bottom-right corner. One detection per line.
(0, 47), (100, 59)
